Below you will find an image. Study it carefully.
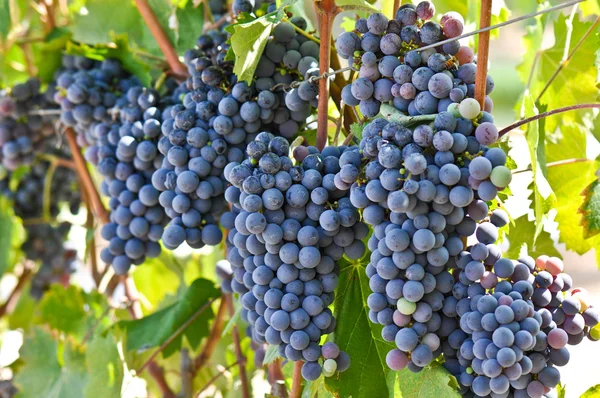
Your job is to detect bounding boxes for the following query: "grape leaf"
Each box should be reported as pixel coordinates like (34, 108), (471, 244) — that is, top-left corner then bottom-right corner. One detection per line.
(398, 362), (460, 398)
(14, 328), (87, 398)
(547, 159), (600, 266)
(263, 344), (280, 365)
(580, 179), (600, 239)
(504, 215), (561, 260)
(521, 96), (556, 239)
(324, 257), (399, 398)
(31, 28), (73, 84)
(117, 278), (220, 358)
(0, 43), (30, 88)
(0, 0), (10, 40)
(84, 334), (124, 398)
(336, 0), (378, 13)
(518, 13), (599, 133)
(581, 384), (600, 397)
(545, 122), (587, 164)
(0, 197), (14, 277)
(37, 285), (110, 340)
(230, 17), (274, 84)
(303, 377), (334, 398)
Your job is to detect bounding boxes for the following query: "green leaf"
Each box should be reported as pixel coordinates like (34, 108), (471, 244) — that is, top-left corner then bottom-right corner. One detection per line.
(504, 215), (561, 260)
(350, 122), (365, 140)
(37, 285), (110, 339)
(84, 334), (124, 398)
(580, 179), (600, 239)
(545, 122), (587, 164)
(336, 0), (378, 13)
(521, 96), (556, 239)
(14, 328), (87, 398)
(547, 159), (600, 263)
(0, 43), (30, 88)
(398, 362), (460, 398)
(117, 278), (220, 358)
(303, 377), (334, 398)
(132, 251), (185, 309)
(230, 18), (274, 83)
(0, 197), (14, 277)
(0, 0), (10, 40)
(31, 28), (73, 84)
(582, 384), (600, 398)
(263, 344), (280, 365)
(518, 13), (599, 132)
(324, 257), (396, 398)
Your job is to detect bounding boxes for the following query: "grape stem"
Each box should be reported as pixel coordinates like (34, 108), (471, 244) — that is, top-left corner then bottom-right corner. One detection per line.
(227, 293), (251, 398)
(267, 359), (288, 397)
(290, 360), (304, 398)
(535, 15), (600, 103)
(316, 0), (340, 151)
(474, 0), (492, 108)
(180, 349), (194, 398)
(415, 0), (587, 54)
(498, 103), (600, 137)
(195, 360), (241, 395)
(134, 0), (188, 77)
(42, 160), (58, 222)
(201, 0), (215, 24)
(82, 188), (102, 286)
(136, 296), (218, 374)
(193, 294), (229, 372)
(122, 276), (177, 398)
(41, 0), (56, 31)
(512, 158), (591, 175)
(64, 127), (110, 224)
(0, 261), (34, 319)
(203, 12), (231, 33)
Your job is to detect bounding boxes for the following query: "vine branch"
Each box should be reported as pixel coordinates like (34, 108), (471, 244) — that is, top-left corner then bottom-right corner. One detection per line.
(64, 127), (110, 224)
(0, 262), (34, 318)
(227, 293), (250, 398)
(133, 0), (188, 77)
(498, 103), (600, 137)
(512, 158), (590, 175)
(290, 361), (304, 398)
(193, 294), (228, 372)
(267, 358), (287, 397)
(316, 0), (340, 151)
(536, 15), (600, 102)
(195, 361), (240, 396)
(474, 0), (492, 108)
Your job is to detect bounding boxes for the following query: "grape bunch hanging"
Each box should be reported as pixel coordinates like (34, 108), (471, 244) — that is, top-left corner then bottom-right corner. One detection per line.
(0, 0), (598, 396)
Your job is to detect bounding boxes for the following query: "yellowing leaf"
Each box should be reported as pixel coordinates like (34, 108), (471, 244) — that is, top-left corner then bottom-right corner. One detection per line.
(582, 384), (600, 398)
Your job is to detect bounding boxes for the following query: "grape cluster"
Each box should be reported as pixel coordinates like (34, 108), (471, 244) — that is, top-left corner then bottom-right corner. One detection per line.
(26, 222), (78, 299)
(253, 18), (323, 135)
(442, 223), (600, 397)
(335, 2), (494, 118)
(53, 55), (141, 148)
(1, 159), (81, 219)
(152, 31), (240, 250)
(0, 78), (58, 171)
(224, 133), (359, 380)
(95, 84), (169, 274)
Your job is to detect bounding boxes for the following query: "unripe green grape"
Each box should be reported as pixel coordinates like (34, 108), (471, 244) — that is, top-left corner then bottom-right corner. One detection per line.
(490, 166), (512, 188)
(447, 102), (460, 117)
(591, 325), (600, 340)
(397, 297), (417, 315)
(459, 98), (481, 120)
(323, 358), (338, 373)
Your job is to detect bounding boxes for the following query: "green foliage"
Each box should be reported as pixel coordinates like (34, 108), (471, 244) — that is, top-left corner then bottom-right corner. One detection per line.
(580, 179), (600, 239)
(324, 257), (401, 398)
(0, 0), (10, 40)
(227, 0), (299, 83)
(0, 197), (15, 276)
(397, 362), (460, 398)
(504, 215), (561, 260)
(117, 278), (220, 358)
(84, 334), (124, 398)
(581, 384), (600, 397)
(547, 159), (600, 267)
(336, 0), (378, 13)
(522, 96), (555, 239)
(32, 28), (73, 83)
(14, 328), (88, 398)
